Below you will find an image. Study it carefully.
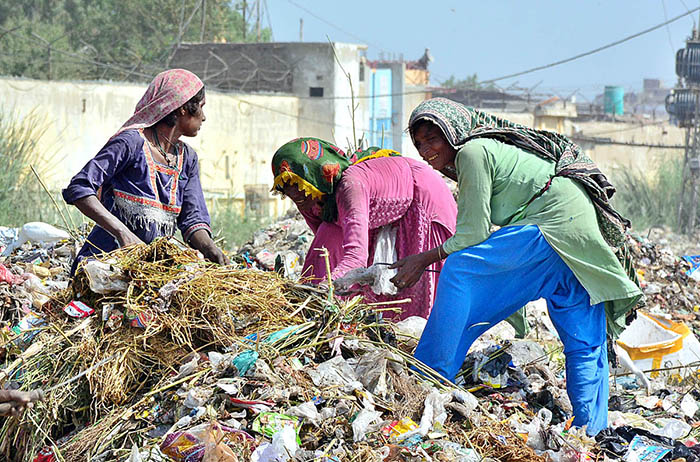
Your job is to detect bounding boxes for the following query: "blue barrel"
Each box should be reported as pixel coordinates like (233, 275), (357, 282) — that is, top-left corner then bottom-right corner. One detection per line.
(604, 86), (624, 115)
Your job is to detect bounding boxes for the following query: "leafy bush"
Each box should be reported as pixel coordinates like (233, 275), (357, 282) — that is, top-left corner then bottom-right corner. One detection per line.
(209, 198), (270, 251)
(0, 112), (80, 229)
(611, 157), (684, 231)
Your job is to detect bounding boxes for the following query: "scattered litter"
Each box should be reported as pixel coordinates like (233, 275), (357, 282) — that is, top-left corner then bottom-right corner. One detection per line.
(0, 223), (698, 462)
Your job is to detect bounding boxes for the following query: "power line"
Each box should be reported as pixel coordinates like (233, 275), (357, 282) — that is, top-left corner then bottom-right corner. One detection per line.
(296, 4), (700, 101)
(571, 136), (683, 149)
(2, 9), (690, 105)
(479, 6), (700, 84)
(661, 0), (677, 54)
(231, 93), (409, 139)
(678, 0), (697, 28)
(580, 120), (669, 137)
(285, 0), (387, 53)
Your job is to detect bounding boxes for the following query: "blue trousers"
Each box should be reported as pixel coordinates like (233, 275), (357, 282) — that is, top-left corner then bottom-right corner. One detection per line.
(415, 225), (609, 435)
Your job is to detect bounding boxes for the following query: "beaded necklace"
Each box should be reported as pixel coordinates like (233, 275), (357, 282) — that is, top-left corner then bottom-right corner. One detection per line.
(151, 127), (180, 168)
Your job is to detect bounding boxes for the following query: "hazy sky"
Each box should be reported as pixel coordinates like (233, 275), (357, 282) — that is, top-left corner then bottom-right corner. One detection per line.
(267, 0), (700, 100)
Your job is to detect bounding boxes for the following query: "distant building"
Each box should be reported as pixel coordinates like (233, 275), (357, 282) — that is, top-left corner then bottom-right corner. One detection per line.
(533, 97), (577, 133)
(366, 48), (432, 154)
(170, 41), (370, 149)
(431, 87), (525, 111)
(170, 42), (432, 158)
(591, 78), (670, 118)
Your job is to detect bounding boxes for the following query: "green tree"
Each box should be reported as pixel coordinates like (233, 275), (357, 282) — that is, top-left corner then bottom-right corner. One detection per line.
(0, 0), (272, 81)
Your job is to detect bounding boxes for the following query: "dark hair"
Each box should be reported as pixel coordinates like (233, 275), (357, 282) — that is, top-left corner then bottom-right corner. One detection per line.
(159, 87), (205, 127)
(409, 118), (438, 138)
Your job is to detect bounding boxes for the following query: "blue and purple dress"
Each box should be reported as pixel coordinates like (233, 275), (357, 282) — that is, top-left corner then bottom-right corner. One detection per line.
(63, 129), (212, 274)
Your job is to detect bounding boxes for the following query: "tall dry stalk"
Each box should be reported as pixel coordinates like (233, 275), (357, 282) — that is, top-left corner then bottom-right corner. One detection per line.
(328, 38), (363, 154)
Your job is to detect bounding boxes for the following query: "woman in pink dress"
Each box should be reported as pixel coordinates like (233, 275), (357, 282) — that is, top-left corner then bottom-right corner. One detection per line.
(271, 137), (457, 320)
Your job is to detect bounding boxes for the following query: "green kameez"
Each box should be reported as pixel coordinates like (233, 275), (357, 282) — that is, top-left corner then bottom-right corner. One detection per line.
(442, 138), (642, 336)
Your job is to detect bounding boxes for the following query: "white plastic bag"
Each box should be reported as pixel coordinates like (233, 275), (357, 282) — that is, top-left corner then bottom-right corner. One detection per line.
(84, 260), (129, 294)
(251, 425), (299, 462)
(371, 225), (398, 295)
(394, 316), (427, 347)
(351, 408), (382, 442)
(308, 356), (363, 393)
(286, 401), (321, 426)
(651, 418), (691, 439)
(2, 222), (70, 256)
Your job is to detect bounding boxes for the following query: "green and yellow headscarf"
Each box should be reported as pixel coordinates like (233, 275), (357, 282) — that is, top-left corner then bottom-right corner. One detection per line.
(271, 137), (399, 222)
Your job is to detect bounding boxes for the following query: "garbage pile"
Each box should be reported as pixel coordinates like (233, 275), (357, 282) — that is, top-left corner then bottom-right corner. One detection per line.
(236, 209), (313, 280)
(0, 223), (698, 462)
(627, 231), (700, 332)
(0, 222), (77, 323)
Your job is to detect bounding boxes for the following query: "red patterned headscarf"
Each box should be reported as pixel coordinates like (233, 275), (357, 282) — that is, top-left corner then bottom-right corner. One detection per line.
(114, 69), (204, 137)
(271, 137), (400, 222)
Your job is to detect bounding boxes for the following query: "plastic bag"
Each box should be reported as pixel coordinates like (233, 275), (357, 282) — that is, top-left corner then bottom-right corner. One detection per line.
(371, 225), (398, 295)
(353, 350), (389, 397)
(201, 423), (238, 462)
(623, 435), (671, 462)
(10, 311), (47, 349)
(285, 401), (321, 426)
(175, 355), (200, 380)
(335, 226), (399, 295)
(128, 443), (143, 462)
(450, 389), (479, 414)
(351, 408), (382, 442)
(274, 250), (301, 281)
(22, 273), (51, 308)
(84, 260), (129, 294)
(308, 356), (362, 393)
(250, 425), (299, 462)
(232, 350), (259, 376)
(0, 263), (22, 285)
(161, 422), (248, 462)
(0, 226), (18, 254)
(2, 222), (70, 256)
(680, 393), (698, 419)
(513, 408), (552, 451)
(394, 316), (427, 348)
(252, 413), (300, 443)
(651, 418), (691, 439)
(396, 389), (451, 442)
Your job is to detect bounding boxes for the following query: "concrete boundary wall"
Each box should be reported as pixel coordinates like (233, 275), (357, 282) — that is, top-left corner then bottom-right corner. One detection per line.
(0, 77), (301, 216)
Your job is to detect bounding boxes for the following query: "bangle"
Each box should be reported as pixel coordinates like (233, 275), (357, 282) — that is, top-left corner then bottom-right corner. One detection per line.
(437, 245), (444, 260)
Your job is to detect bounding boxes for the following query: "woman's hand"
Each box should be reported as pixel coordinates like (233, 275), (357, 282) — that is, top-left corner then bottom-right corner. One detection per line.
(116, 228), (145, 248)
(74, 195), (145, 248)
(203, 246), (230, 265)
(0, 390), (33, 417)
(189, 229), (230, 265)
(390, 253), (432, 289)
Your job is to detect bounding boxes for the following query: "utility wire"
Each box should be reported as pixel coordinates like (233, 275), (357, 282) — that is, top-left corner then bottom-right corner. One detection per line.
(661, 0), (677, 53)
(3, 7), (694, 102)
(581, 120), (669, 137)
(286, 0), (387, 53)
(571, 136), (683, 150)
(231, 93), (410, 138)
(678, 0), (697, 28)
(479, 6), (700, 84)
(300, 3), (700, 100)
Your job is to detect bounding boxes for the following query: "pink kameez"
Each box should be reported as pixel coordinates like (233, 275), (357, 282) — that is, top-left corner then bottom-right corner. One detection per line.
(301, 156), (457, 320)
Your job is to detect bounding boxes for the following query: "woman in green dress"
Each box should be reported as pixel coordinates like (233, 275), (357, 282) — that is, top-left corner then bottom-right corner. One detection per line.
(390, 97), (641, 435)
